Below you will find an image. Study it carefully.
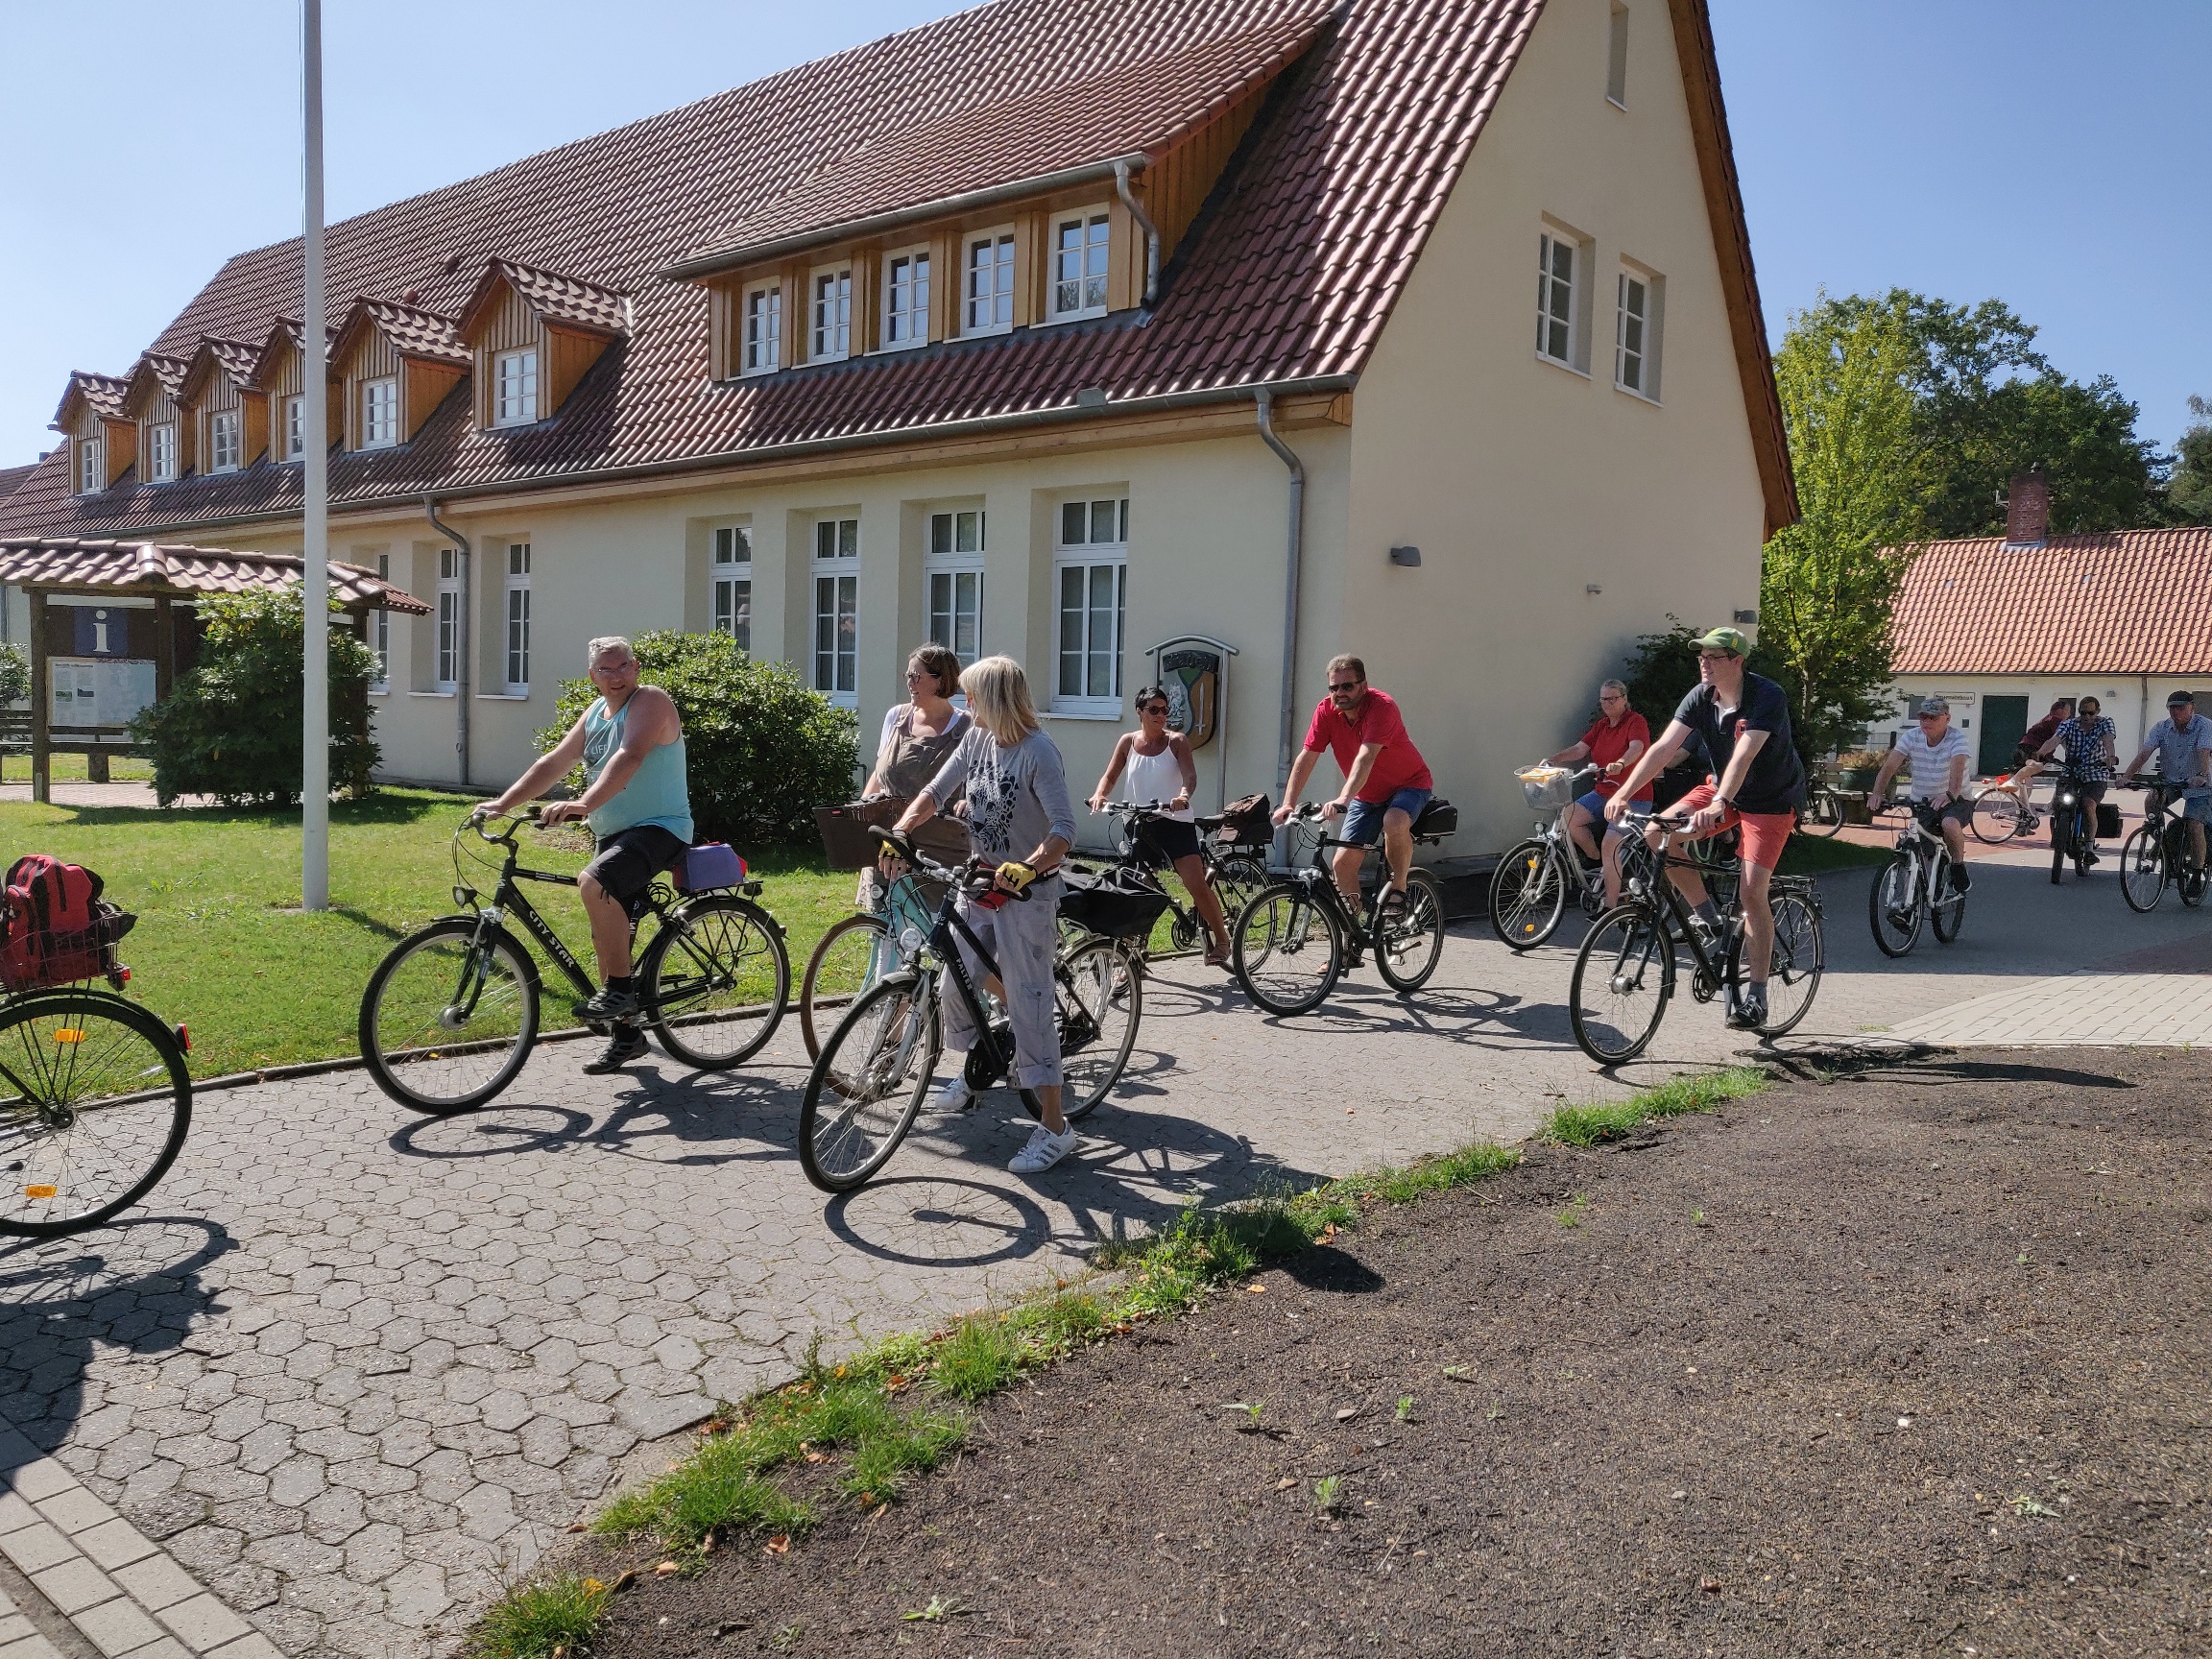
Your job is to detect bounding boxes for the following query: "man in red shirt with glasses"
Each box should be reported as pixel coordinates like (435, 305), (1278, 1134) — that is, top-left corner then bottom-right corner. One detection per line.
(1274, 653), (1433, 925)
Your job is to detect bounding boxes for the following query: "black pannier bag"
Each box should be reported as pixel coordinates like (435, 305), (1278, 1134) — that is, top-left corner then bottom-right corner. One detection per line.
(1409, 798), (1457, 837)
(1057, 866), (1171, 941)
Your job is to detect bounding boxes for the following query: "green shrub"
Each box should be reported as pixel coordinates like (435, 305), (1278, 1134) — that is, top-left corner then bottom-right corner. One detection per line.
(538, 630), (858, 848)
(0, 642), (28, 707)
(131, 588), (380, 808)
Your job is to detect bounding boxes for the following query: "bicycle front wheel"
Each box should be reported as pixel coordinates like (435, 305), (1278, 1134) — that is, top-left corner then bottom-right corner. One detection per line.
(1232, 883), (1343, 1017)
(799, 975), (938, 1192)
(1374, 869), (1446, 993)
(1731, 890), (1824, 1038)
(1971, 790), (2027, 845)
(359, 920), (540, 1114)
(1569, 903), (1672, 1064)
(801, 913), (893, 1059)
(641, 895), (789, 1070)
(1041, 936), (1142, 1121)
(1489, 839), (1566, 950)
(1929, 856), (1966, 944)
(1868, 854), (1923, 957)
(0, 994), (192, 1238)
(2119, 826), (2165, 913)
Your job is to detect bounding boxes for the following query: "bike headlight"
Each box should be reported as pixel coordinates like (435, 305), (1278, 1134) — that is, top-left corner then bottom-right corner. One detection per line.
(900, 926), (926, 954)
(453, 885), (476, 908)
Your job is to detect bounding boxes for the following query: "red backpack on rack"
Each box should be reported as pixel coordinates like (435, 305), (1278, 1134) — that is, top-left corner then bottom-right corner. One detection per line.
(1, 855), (132, 992)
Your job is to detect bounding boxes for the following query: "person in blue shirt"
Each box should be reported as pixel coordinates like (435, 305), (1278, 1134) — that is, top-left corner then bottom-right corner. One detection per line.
(478, 636), (692, 1073)
(2125, 689), (2212, 876)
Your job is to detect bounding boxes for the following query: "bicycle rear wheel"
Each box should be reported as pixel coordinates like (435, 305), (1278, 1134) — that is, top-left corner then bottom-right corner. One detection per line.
(2119, 826), (2165, 913)
(1868, 854), (1923, 957)
(1489, 839), (1566, 950)
(801, 913), (893, 1059)
(1208, 854), (1270, 935)
(1803, 788), (1845, 837)
(799, 976), (937, 1192)
(1971, 790), (2027, 845)
(0, 993), (192, 1238)
(1232, 883), (1342, 1017)
(1374, 869), (1446, 993)
(1731, 890), (1823, 1038)
(641, 895), (789, 1070)
(1042, 936), (1141, 1121)
(1569, 903), (1672, 1064)
(360, 919), (540, 1114)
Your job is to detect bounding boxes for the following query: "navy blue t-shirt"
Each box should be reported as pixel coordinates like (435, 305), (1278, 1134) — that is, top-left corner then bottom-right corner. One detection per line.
(1674, 673), (1805, 815)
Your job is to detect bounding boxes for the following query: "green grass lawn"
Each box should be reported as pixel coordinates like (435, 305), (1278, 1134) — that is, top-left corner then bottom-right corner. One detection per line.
(1776, 830), (1893, 874)
(0, 754), (156, 783)
(0, 789), (856, 1078)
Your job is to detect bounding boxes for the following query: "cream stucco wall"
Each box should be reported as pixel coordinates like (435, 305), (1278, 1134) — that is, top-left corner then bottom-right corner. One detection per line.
(1338, 0), (1769, 853)
(1885, 675), (2202, 771)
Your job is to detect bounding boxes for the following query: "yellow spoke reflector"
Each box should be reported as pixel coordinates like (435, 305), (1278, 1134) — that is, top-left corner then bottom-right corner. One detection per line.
(54, 1028), (87, 1044)
(25, 1185), (58, 1198)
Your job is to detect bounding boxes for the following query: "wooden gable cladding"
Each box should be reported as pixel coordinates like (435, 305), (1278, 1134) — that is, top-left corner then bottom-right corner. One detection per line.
(248, 321), (343, 460)
(53, 376), (136, 492)
(457, 261), (631, 429)
(121, 356), (195, 481)
(179, 341), (269, 473)
(1140, 73), (1276, 279)
(331, 301), (469, 450)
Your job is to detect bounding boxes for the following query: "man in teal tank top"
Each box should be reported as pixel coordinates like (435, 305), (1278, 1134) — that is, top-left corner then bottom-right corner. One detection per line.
(478, 636), (692, 1072)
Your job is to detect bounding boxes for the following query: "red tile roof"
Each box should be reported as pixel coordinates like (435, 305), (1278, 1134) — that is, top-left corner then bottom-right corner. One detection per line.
(0, 464), (40, 509)
(465, 260), (632, 338)
(179, 338), (265, 404)
(1890, 529), (2212, 677)
(3, 0), (1792, 543)
(336, 298), (471, 367)
(0, 537), (430, 613)
(56, 373), (131, 427)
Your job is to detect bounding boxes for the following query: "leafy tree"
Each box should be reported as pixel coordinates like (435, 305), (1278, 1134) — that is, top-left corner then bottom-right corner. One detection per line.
(2170, 395), (2212, 524)
(132, 587), (381, 807)
(539, 629), (858, 848)
(0, 642), (27, 707)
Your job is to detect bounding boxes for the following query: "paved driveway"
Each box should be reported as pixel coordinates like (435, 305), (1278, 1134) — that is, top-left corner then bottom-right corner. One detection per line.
(2, 850), (2206, 1657)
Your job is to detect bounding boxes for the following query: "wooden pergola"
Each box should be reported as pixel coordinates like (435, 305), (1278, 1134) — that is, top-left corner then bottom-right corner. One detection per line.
(0, 537), (428, 802)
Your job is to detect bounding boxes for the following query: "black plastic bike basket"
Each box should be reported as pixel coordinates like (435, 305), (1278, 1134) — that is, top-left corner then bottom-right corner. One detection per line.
(1058, 869), (1170, 940)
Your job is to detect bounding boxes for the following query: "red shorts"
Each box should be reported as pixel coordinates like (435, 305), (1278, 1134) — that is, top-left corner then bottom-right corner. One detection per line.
(1671, 782), (1794, 871)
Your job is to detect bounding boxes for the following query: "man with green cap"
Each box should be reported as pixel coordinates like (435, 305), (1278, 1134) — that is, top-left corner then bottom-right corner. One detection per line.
(1605, 626), (1806, 1030)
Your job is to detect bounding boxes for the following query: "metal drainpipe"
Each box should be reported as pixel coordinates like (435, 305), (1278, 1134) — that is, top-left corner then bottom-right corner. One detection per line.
(1112, 159), (1160, 306)
(423, 495), (471, 788)
(1256, 389), (1306, 816)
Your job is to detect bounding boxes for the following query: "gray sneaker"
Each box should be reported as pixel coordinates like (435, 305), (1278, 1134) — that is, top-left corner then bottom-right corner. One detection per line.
(1726, 987), (1767, 1031)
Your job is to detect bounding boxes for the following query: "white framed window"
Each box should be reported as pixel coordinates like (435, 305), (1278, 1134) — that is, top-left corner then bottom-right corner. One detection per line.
(502, 542), (532, 692)
(435, 547), (462, 690)
(812, 517), (858, 704)
(148, 421), (178, 483)
(1537, 230), (1578, 368)
(284, 394), (306, 460)
(926, 510), (985, 661)
(1049, 210), (1112, 321)
(1606, 1), (1629, 107)
(741, 283), (781, 375)
(493, 349), (539, 426)
(964, 230), (1015, 335)
(361, 377), (398, 448)
(1615, 268), (1663, 399)
(209, 409), (241, 473)
(811, 267), (853, 362)
(77, 436), (103, 494)
(372, 553), (392, 690)
(1054, 496), (1127, 710)
(711, 524), (753, 651)
(882, 248), (930, 349)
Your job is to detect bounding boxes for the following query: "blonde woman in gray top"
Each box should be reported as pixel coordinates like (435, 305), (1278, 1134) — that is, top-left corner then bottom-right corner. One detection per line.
(894, 657), (1083, 1174)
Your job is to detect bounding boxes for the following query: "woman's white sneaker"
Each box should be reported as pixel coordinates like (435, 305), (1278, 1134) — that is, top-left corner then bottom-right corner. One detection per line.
(926, 1077), (975, 1114)
(1009, 1123), (1080, 1173)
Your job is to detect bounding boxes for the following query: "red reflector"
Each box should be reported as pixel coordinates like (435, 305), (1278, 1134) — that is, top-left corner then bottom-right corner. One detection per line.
(117, 966), (132, 982)
(176, 1024), (191, 1052)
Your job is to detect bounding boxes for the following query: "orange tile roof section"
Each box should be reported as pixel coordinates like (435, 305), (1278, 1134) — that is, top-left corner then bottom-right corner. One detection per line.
(1889, 529), (2212, 677)
(464, 260), (633, 338)
(0, 537), (430, 613)
(5, 0), (1793, 543)
(336, 298), (472, 367)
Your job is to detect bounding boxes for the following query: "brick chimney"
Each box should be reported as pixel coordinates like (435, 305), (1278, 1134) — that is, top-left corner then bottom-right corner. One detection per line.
(2004, 466), (2051, 546)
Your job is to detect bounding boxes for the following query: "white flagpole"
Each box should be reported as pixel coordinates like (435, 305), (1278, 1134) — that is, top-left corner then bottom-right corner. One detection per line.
(301, 0), (330, 910)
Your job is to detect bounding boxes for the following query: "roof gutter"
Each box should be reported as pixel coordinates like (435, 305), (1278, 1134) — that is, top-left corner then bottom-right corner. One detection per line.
(423, 494), (471, 787)
(662, 152), (1153, 282)
(1112, 159), (1161, 306)
(135, 372), (1358, 539)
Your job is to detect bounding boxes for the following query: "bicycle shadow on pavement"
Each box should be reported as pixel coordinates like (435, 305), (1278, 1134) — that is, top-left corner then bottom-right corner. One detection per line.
(0, 1217), (234, 1483)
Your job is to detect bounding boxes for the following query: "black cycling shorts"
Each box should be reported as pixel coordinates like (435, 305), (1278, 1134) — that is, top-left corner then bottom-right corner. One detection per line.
(584, 825), (687, 904)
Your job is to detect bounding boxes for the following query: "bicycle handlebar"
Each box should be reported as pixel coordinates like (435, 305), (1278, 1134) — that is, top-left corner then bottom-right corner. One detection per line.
(867, 826), (1032, 900)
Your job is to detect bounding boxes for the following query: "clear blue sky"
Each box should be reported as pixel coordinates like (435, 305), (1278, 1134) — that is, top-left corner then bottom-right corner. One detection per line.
(5, 0), (2205, 467)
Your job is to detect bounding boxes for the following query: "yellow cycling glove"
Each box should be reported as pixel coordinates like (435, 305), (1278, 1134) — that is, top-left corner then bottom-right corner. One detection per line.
(994, 860), (1039, 893)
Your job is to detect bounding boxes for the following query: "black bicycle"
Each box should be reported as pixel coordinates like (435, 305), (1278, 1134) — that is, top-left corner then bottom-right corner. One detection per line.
(2119, 777), (2208, 913)
(1568, 807), (1824, 1064)
(1229, 802), (1450, 1016)
(1868, 801), (1967, 957)
(359, 808), (790, 1113)
(797, 830), (1140, 1193)
(2047, 763), (2100, 884)
(1076, 801), (1270, 955)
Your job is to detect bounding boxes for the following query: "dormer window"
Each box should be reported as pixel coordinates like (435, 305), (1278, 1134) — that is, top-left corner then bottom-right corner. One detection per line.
(882, 248), (930, 350)
(811, 266), (853, 362)
(964, 230), (1016, 336)
(284, 396), (306, 460)
(361, 377), (398, 448)
(493, 349), (539, 426)
(1049, 210), (1111, 322)
(209, 410), (242, 473)
(742, 283), (781, 375)
(148, 421), (178, 483)
(78, 436), (104, 494)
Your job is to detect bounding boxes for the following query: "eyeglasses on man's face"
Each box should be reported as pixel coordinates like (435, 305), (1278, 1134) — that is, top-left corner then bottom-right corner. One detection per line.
(590, 659), (637, 677)
(1329, 680), (1362, 694)
(1697, 651), (1736, 664)
(1599, 692), (1625, 704)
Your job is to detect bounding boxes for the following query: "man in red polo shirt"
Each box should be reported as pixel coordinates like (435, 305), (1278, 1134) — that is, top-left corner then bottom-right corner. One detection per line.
(1274, 653), (1433, 921)
(1544, 678), (1651, 908)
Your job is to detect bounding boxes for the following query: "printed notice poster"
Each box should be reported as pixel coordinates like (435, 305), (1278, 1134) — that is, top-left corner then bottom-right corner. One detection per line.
(51, 657), (157, 737)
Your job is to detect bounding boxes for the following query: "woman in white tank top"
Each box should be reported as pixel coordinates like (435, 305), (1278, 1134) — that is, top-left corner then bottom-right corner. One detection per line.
(1087, 685), (1232, 964)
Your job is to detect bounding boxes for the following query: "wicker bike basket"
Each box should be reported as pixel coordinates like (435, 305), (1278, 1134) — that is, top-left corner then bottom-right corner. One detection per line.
(1058, 867), (1171, 941)
(1517, 766), (1582, 812)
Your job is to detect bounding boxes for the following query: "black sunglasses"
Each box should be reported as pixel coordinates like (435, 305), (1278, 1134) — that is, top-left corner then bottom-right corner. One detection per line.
(1329, 680), (1362, 692)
